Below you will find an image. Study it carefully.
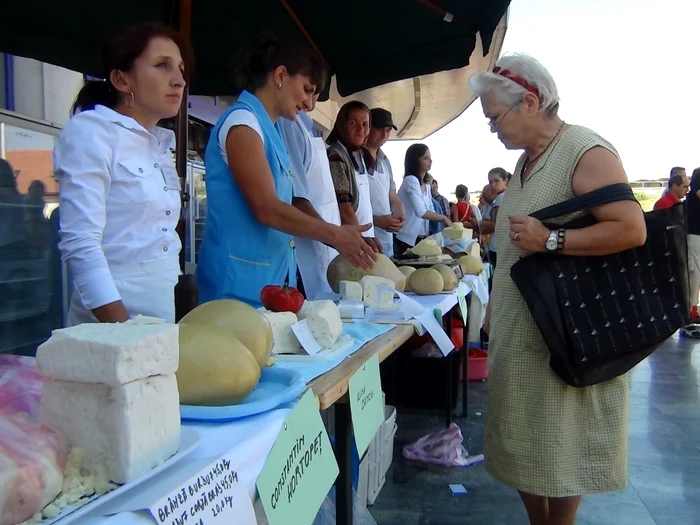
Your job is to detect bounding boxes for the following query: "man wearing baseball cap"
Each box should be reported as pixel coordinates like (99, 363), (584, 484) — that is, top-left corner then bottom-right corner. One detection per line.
(363, 108), (405, 257)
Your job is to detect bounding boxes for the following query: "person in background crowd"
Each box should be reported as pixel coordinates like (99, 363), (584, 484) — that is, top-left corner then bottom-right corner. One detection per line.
(429, 176), (451, 234)
(659, 166), (686, 198)
(55, 23), (193, 324)
(197, 34), (375, 308)
(451, 184), (481, 227)
(470, 53), (646, 525)
(683, 167), (700, 333)
(278, 93), (343, 300)
(654, 167), (689, 209)
(476, 167), (509, 268)
(396, 144), (452, 254)
(327, 101), (383, 254)
(478, 183), (496, 216)
(363, 108), (405, 257)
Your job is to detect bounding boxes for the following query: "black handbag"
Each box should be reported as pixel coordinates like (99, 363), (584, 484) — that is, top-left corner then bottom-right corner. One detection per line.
(510, 183), (689, 387)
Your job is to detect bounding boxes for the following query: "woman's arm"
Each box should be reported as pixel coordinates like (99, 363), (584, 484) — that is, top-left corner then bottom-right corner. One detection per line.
(55, 115), (129, 322)
(509, 146), (646, 255)
(450, 203), (459, 222)
(226, 126), (375, 268)
(404, 178), (452, 224)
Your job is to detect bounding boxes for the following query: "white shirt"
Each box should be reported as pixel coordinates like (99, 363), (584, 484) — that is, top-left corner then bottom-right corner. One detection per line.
(396, 175), (434, 246)
(218, 110), (264, 167)
(55, 105), (181, 310)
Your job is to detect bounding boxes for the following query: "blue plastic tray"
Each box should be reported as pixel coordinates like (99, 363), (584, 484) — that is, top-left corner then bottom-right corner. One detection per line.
(179, 367), (306, 422)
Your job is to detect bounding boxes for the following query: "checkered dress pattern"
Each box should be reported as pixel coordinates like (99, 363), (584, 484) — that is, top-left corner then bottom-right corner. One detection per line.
(484, 125), (629, 497)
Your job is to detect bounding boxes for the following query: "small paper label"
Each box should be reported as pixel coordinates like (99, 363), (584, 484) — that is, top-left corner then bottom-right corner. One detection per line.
(148, 454), (255, 525)
(291, 319), (323, 355)
(348, 354), (384, 455)
(257, 390), (338, 525)
(457, 282), (468, 325)
(416, 309), (454, 356)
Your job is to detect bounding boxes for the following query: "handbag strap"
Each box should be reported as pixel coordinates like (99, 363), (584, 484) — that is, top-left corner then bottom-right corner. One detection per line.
(530, 183), (637, 221)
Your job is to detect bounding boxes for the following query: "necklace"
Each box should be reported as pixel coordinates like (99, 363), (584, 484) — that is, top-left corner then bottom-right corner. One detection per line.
(521, 120), (566, 177)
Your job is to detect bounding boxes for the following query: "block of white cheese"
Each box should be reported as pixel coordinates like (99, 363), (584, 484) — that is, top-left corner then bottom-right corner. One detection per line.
(360, 276), (395, 309)
(39, 374), (181, 485)
(261, 311), (302, 355)
(338, 280), (363, 301)
(302, 300), (343, 349)
(36, 323), (179, 386)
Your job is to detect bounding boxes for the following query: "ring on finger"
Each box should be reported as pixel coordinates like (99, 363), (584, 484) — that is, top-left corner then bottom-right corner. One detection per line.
(514, 232), (520, 241)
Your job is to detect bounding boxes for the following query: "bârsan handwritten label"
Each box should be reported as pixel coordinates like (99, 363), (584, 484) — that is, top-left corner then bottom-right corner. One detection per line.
(348, 353), (384, 455)
(148, 454), (255, 525)
(257, 389), (338, 525)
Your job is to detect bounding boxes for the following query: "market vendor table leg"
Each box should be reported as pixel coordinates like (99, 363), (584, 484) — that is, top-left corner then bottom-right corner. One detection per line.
(334, 399), (353, 525)
(444, 312), (453, 428)
(462, 301), (470, 418)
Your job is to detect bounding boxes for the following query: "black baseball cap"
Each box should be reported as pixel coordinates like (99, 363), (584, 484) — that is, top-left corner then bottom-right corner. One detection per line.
(370, 108), (397, 130)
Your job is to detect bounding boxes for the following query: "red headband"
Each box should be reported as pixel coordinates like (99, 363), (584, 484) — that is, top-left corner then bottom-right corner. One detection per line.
(492, 67), (540, 97)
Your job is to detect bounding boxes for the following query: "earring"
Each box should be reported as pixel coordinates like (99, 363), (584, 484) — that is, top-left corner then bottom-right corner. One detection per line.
(126, 90), (135, 108)
(277, 83), (282, 89)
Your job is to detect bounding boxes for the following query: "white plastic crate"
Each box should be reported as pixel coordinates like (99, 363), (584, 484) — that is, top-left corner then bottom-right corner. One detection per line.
(361, 404), (397, 506)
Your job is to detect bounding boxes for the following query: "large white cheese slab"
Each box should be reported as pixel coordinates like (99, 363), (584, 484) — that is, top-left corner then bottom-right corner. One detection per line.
(360, 276), (395, 309)
(261, 311), (302, 355)
(39, 374), (181, 485)
(36, 323), (178, 386)
(303, 300), (343, 349)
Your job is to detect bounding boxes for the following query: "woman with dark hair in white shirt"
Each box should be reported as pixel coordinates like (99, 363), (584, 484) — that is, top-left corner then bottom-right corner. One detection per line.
(55, 23), (193, 324)
(395, 144), (452, 254)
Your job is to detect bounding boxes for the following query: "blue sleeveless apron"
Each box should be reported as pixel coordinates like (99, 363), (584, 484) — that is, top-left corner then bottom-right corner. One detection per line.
(196, 90), (296, 308)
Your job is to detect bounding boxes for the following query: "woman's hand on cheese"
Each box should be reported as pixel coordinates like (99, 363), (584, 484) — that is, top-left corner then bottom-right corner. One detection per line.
(332, 223), (377, 269)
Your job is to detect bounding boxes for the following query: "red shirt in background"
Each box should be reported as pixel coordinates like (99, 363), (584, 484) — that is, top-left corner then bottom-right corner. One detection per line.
(653, 193), (679, 210)
(454, 201), (473, 222)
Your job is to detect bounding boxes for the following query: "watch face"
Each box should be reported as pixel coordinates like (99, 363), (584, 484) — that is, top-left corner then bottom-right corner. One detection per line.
(546, 234), (558, 251)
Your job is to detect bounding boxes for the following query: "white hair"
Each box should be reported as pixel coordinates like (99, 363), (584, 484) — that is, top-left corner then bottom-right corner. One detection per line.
(468, 53), (560, 117)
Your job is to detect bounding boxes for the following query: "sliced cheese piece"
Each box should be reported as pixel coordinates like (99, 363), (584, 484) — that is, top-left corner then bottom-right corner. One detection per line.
(338, 300), (365, 319)
(443, 227), (473, 240)
(38, 374), (181, 485)
(411, 238), (442, 257)
(360, 276), (395, 309)
(303, 300), (343, 349)
(261, 311), (302, 355)
(36, 323), (179, 386)
(338, 280), (363, 301)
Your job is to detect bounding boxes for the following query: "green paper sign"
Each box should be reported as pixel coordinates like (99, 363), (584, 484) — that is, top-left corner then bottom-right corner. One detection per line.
(256, 389), (338, 525)
(457, 281), (468, 325)
(348, 353), (384, 456)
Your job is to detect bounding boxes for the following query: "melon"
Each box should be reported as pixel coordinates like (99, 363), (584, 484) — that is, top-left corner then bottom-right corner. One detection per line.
(398, 266), (416, 291)
(458, 255), (484, 276)
(177, 323), (261, 406)
(179, 299), (273, 369)
(408, 268), (444, 295)
(411, 238), (442, 257)
(431, 264), (458, 291)
(327, 253), (406, 293)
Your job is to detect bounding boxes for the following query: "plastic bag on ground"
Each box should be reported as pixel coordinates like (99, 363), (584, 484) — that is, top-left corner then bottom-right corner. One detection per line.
(402, 423), (471, 467)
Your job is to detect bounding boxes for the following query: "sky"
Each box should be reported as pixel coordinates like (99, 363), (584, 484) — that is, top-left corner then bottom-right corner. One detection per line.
(381, 0), (700, 196)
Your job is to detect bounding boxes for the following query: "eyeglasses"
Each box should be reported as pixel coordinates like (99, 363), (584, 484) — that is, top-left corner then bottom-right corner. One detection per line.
(487, 102), (521, 130)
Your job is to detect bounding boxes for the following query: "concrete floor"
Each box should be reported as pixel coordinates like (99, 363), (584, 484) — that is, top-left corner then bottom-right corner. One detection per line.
(369, 333), (700, 525)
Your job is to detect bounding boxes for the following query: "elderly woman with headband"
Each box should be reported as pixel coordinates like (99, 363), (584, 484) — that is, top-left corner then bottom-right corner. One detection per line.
(470, 54), (646, 525)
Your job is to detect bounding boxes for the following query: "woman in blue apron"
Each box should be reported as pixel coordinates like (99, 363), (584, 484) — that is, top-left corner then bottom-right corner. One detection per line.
(54, 23), (193, 324)
(196, 34), (375, 308)
(327, 102), (384, 255)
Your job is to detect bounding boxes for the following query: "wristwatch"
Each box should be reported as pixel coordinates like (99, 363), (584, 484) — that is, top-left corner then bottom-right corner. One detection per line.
(545, 230), (558, 252)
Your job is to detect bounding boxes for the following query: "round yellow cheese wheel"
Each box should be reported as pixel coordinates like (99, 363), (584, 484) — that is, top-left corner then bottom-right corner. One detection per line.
(408, 268), (444, 295)
(177, 323), (261, 406)
(458, 255), (484, 276)
(398, 266), (416, 291)
(431, 264), (458, 291)
(327, 253), (406, 293)
(179, 299), (273, 369)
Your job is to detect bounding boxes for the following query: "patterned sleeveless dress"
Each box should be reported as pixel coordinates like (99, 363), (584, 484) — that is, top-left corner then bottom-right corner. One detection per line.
(485, 125), (629, 497)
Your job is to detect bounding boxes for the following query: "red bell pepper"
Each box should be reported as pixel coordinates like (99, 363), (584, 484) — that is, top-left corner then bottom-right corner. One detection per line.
(260, 284), (305, 314)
